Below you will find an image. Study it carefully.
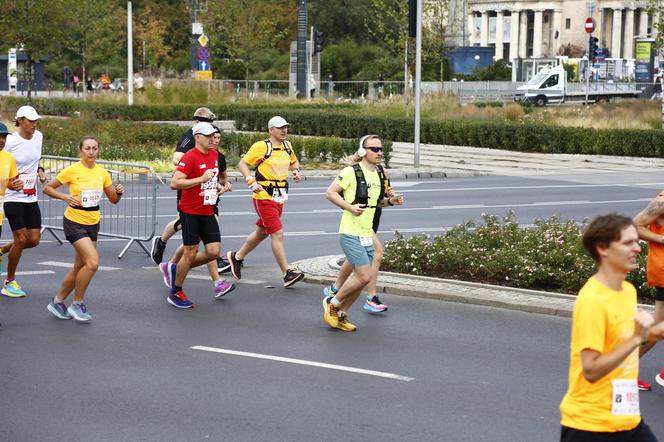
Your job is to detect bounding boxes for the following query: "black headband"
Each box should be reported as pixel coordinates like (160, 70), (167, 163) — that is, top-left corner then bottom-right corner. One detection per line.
(194, 116), (214, 123)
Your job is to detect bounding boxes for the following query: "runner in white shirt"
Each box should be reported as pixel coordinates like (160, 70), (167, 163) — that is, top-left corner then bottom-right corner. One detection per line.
(1, 106), (46, 298)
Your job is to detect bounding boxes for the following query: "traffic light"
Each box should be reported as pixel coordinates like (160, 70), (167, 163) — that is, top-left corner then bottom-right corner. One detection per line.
(589, 36), (599, 63)
(408, 0), (417, 38)
(314, 31), (324, 54)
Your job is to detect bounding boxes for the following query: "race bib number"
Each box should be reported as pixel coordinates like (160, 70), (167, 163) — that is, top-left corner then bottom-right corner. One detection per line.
(359, 236), (373, 247)
(81, 189), (103, 208)
(19, 173), (36, 190)
(203, 188), (217, 205)
(611, 379), (639, 415)
(271, 187), (288, 203)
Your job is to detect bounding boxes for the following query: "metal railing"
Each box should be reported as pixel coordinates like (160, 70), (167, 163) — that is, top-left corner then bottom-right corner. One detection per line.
(38, 155), (158, 259)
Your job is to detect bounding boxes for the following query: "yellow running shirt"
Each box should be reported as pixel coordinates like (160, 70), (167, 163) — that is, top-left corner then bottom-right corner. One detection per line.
(56, 162), (112, 225)
(335, 163), (381, 237)
(242, 140), (297, 201)
(560, 276), (641, 432)
(0, 150), (18, 224)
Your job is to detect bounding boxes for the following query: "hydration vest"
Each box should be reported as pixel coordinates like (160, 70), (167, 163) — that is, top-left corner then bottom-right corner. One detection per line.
(254, 139), (293, 196)
(349, 163), (389, 208)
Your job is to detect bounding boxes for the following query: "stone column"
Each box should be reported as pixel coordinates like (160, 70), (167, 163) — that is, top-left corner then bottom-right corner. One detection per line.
(612, 8), (623, 58)
(639, 10), (649, 37)
(481, 11), (490, 46)
(519, 10), (528, 57)
(623, 8), (635, 59)
(510, 10), (520, 61)
(596, 8), (604, 46)
(495, 11), (505, 60)
(533, 9), (543, 58)
(552, 9), (563, 56)
(468, 12), (476, 45)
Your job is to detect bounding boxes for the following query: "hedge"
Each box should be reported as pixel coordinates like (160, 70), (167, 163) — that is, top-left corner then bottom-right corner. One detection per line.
(7, 97), (663, 157)
(38, 118), (385, 164)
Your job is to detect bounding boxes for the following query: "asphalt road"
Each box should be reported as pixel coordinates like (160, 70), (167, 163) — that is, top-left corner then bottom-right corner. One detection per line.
(2, 171), (664, 441)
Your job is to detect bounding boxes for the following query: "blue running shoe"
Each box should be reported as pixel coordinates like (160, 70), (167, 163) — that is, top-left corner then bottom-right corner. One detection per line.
(47, 298), (72, 320)
(67, 303), (92, 323)
(167, 291), (193, 309)
(363, 295), (388, 314)
(322, 283), (338, 298)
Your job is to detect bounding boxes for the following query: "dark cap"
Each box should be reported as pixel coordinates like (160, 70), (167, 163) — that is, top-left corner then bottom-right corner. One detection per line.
(0, 122), (10, 135)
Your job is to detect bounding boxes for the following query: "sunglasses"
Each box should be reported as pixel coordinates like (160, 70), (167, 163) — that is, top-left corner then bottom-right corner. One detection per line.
(367, 146), (383, 153)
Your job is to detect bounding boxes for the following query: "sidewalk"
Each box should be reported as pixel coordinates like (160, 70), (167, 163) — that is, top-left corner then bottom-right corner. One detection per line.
(292, 255), (655, 317)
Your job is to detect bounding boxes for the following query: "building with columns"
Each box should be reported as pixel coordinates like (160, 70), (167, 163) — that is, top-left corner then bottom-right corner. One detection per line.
(465, 1), (658, 61)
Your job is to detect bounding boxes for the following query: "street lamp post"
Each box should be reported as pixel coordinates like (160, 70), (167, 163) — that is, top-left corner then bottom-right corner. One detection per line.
(413, 0), (423, 168)
(127, 0), (134, 106)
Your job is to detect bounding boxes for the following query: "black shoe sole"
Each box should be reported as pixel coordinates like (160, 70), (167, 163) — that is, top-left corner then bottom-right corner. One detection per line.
(227, 251), (241, 280)
(283, 272), (305, 288)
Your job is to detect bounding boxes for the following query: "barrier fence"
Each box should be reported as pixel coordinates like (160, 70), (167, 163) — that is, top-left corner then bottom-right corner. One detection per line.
(38, 155), (158, 259)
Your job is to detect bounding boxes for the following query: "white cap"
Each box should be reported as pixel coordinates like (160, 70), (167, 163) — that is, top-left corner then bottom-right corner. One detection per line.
(15, 105), (41, 121)
(268, 116), (289, 129)
(192, 122), (216, 136)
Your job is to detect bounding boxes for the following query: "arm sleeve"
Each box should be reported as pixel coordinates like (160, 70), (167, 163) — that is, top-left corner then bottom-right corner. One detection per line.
(102, 169), (112, 187)
(218, 153), (227, 173)
(289, 146), (298, 165)
(175, 132), (194, 153)
(334, 167), (353, 191)
(9, 157), (18, 178)
(175, 152), (193, 177)
(56, 166), (72, 185)
(573, 296), (606, 354)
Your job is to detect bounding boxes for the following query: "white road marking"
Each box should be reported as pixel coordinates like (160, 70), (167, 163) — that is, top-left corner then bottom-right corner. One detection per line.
(0, 270), (55, 276)
(431, 198), (650, 210)
(37, 261), (120, 271)
(191, 345), (414, 382)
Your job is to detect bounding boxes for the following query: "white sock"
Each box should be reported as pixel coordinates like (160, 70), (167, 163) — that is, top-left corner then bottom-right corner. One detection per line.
(330, 296), (341, 307)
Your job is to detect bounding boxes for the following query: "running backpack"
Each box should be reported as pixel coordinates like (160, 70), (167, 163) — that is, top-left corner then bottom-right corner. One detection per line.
(350, 163), (389, 208)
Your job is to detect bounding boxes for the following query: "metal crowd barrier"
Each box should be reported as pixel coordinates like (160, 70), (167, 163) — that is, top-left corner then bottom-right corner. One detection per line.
(38, 155), (158, 259)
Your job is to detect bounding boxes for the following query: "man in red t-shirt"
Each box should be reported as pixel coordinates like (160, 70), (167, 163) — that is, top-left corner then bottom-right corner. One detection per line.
(165, 122), (223, 309)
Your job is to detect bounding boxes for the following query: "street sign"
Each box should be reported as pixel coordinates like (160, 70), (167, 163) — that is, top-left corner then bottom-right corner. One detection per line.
(585, 17), (595, 33)
(595, 48), (605, 61)
(197, 34), (209, 47)
(197, 47), (209, 61)
(195, 70), (213, 81)
(192, 22), (203, 35)
(198, 60), (210, 71)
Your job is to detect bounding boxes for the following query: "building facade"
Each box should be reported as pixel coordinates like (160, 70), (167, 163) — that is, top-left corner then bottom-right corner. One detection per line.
(465, 0), (657, 61)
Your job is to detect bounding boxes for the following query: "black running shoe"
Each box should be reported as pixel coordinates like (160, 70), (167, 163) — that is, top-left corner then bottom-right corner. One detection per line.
(151, 237), (167, 265)
(217, 256), (231, 274)
(283, 269), (304, 288)
(227, 251), (243, 280)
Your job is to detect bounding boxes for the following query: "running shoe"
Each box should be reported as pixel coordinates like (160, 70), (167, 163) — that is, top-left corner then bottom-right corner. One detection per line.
(1, 280), (26, 298)
(322, 284), (338, 298)
(217, 256), (231, 274)
(283, 269), (304, 288)
(323, 296), (339, 329)
(227, 251), (243, 280)
(214, 279), (235, 299)
(159, 262), (176, 289)
(656, 368), (664, 388)
(638, 379), (652, 391)
(47, 298), (72, 320)
(167, 291), (194, 309)
(363, 295), (389, 314)
(337, 312), (357, 332)
(67, 303), (92, 323)
(150, 237), (167, 265)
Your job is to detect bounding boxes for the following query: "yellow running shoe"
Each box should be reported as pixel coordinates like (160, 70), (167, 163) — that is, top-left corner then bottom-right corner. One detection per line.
(337, 312), (357, 332)
(323, 297), (339, 329)
(1, 279), (26, 298)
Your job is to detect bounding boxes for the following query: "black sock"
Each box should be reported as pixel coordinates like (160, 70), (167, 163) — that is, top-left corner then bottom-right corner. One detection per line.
(174, 285), (182, 293)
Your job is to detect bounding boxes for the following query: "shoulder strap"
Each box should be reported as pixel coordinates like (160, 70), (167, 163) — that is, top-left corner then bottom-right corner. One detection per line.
(376, 164), (387, 203)
(263, 139), (273, 160)
(351, 163), (368, 205)
(283, 140), (293, 156)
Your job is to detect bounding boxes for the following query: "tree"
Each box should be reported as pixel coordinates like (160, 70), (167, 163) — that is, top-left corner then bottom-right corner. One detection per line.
(422, 0), (450, 81)
(204, 0), (295, 88)
(0, 0), (71, 99)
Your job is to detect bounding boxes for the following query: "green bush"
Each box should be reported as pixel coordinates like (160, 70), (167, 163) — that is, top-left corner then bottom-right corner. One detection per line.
(38, 117), (373, 164)
(382, 213), (654, 303)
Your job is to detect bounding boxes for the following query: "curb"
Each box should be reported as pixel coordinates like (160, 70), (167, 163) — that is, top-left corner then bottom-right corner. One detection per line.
(293, 255), (655, 318)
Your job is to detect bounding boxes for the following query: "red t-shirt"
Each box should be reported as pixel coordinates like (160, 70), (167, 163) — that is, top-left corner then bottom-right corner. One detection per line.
(176, 147), (219, 215)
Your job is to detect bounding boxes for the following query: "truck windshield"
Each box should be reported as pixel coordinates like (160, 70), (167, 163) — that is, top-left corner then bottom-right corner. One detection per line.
(526, 71), (550, 86)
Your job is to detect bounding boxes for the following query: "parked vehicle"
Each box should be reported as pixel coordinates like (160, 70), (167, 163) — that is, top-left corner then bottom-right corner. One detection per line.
(515, 65), (643, 106)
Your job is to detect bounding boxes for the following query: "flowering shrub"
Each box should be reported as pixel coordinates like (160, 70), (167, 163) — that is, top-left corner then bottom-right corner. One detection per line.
(382, 213), (654, 303)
